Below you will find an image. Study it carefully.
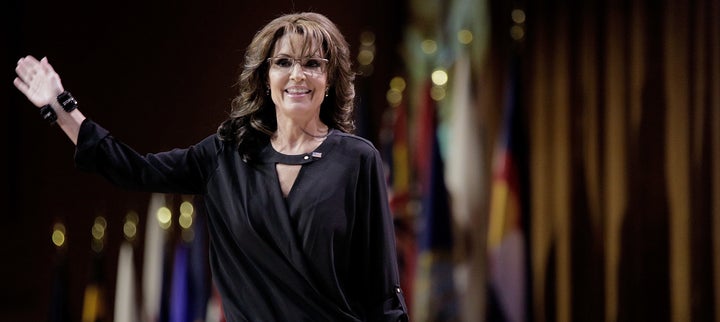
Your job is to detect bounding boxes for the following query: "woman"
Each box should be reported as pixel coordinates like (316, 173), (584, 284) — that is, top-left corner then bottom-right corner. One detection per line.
(14, 12), (408, 322)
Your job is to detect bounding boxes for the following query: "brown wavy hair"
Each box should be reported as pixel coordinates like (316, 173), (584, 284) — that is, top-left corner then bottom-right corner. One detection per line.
(217, 12), (356, 161)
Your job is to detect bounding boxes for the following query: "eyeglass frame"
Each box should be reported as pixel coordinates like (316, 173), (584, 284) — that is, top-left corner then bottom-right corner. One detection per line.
(266, 56), (329, 76)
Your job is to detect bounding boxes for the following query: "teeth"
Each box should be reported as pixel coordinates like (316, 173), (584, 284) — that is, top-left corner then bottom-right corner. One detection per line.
(286, 88), (311, 94)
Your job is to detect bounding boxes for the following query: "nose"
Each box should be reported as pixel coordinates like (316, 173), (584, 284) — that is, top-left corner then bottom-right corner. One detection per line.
(289, 61), (306, 81)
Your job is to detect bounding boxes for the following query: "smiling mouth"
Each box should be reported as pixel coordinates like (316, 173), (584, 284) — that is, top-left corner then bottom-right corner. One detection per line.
(285, 88), (312, 94)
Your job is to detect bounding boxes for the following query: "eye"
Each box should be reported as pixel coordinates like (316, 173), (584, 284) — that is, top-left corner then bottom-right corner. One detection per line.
(304, 59), (322, 68)
(274, 58), (293, 68)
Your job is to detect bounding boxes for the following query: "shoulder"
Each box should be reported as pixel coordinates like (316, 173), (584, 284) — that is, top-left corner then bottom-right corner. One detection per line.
(332, 131), (381, 164)
(332, 131), (381, 158)
(194, 133), (224, 151)
(187, 133), (229, 162)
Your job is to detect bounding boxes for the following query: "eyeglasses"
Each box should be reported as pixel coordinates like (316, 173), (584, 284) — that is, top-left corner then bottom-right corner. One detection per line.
(267, 56), (329, 76)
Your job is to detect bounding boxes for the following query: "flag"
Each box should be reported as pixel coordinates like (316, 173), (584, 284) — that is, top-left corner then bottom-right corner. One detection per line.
(412, 91), (458, 321)
(205, 283), (226, 322)
(158, 236), (174, 322)
(486, 58), (527, 322)
(142, 193), (170, 322)
(170, 198), (210, 322)
(83, 216), (108, 322)
(444, 51), (488, 322)
(82, 251), (107, 322)
(169, 241), (190, 322)
(391, 97), (411, 211)
(414, 81), (435, 191)
(188, 200), (210, 320)
(114, 241), (139, 322)
(387, 100), (417, 312)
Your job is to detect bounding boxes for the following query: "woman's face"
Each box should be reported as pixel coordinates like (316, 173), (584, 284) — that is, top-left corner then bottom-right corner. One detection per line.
(268, 33), (328, 120)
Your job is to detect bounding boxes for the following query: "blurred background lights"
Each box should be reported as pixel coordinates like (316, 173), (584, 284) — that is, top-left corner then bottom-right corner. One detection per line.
(91, 216), (106, 240)
(180, 201), (194, 216)
(458, 29), (473, 44)
(510, 25), (525, 40)
(123, 211), (139, 240)
(157, 206), (172, 230)
(179, 213), (193, 229)
(511, 8), (526, 41)
(358, 30), (376, 77)
(91, 216), (107, 253)
(430, 86), (446, 101)
(421, 39), (437, 54)
(357, 49), (375, 66)
(431, 69), (448, 86)
(387, 76), (407, 107)
(390, 77), (406, 92)
(512, 9), (526, 24)
(52, 223), (66, 248)
(179, 201), (194, 229)
(386, 89), (403, 107)
(360, 31), (376, 46)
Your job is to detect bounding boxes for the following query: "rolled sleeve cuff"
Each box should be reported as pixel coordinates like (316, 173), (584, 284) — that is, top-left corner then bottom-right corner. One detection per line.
(380, 287), (409, 322)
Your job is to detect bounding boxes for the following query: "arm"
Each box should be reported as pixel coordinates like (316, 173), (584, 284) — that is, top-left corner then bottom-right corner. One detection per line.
(13, 55), (86, 144)
(14, 55), (217, 194)
(359, 149), (409, 322)
(74, 120), (218, 194)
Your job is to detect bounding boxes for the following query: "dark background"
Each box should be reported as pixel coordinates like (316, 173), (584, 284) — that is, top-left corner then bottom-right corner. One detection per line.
(4, 1), (718, 321)
(1, 1), (404, 320)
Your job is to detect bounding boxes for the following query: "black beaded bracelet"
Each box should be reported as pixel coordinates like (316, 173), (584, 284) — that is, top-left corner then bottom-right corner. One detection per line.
(57, 91), (78, 112)
(40, 104), (57, 124)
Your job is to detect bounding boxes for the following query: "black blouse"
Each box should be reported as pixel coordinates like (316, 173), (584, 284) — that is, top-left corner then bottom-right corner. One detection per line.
(74, 119), (408, 322)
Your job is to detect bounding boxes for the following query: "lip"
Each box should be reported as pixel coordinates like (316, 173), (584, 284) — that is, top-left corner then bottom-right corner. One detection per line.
(284, 86), (312, 96)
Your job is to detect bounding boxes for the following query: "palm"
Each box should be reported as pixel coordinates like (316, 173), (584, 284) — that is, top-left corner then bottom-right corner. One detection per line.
(14, 56), (64, 107)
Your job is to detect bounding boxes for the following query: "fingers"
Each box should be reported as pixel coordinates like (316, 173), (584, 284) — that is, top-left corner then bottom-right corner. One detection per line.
(13, 77), (29, 96)
(16, 56), (39, 82)
(16, 55), (58, 85)
(15, 63), (33, 85)
(22, 55), (40, 65)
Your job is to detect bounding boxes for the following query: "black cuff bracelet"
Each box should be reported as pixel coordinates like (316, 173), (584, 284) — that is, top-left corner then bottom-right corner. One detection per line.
(40, 104), (57, 124)
(57, 91), (78, 112)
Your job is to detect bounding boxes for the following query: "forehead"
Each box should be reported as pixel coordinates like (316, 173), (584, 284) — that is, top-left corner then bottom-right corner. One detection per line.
(272, 33), (324, 57)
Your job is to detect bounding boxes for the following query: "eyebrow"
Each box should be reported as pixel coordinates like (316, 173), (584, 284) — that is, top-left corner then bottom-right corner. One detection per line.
(272, 53), (325, 58)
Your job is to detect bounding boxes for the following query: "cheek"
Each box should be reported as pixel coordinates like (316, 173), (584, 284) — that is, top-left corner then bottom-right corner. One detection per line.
(271, 90), (283, 106)
(314, 77), (328, 95)
(268, 74), (284, 103)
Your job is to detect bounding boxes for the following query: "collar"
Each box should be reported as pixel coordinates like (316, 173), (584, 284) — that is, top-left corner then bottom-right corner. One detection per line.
(256, 129), (338, 165)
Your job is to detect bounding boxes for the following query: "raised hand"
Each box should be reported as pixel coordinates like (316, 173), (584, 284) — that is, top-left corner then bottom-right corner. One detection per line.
(14, 56), (65, 108)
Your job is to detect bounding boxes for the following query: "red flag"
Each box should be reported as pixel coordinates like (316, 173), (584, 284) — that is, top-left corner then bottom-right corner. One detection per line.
(414, 81), (435, 191)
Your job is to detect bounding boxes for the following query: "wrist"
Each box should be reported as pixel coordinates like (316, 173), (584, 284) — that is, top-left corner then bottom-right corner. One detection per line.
(39, 104), (58, 124)
(56, 91), (78, 112)
(39, 90), (81, 125)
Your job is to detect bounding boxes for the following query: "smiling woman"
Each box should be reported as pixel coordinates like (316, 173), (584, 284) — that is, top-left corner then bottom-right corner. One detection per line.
(267, 33), (330, 142)
(218, 12), (357, 163)
(12, 12), (408, 322)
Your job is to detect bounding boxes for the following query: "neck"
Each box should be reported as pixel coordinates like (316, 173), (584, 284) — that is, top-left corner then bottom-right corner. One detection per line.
(272, 114), (329, 154)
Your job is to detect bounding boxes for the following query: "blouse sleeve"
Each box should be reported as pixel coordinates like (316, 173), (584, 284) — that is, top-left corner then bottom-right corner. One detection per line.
(357, 147), (409, 322)
(74, 119), (220, 194)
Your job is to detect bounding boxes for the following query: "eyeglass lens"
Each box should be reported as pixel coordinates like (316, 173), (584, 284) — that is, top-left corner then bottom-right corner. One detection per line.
(269, 57), (327, 74)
